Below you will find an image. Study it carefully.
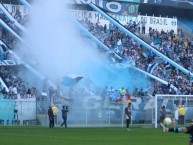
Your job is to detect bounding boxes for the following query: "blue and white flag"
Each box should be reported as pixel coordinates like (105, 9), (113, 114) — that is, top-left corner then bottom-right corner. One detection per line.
(61, 74), (83, 87)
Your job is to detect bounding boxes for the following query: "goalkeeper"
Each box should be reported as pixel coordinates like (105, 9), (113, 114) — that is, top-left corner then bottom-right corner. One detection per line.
(125, 102), (132, 131)
(161, 120), (193, 145)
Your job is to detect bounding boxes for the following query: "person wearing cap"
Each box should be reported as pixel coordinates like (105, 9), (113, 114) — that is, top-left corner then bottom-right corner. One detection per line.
(61, 105), (69, 128)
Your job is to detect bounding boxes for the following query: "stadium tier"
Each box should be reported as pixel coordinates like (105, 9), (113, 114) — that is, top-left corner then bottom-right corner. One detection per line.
(0, 0), (193, 127)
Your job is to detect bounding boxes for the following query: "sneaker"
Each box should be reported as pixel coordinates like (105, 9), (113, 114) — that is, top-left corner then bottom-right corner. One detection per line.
(127, 128), (131, 132)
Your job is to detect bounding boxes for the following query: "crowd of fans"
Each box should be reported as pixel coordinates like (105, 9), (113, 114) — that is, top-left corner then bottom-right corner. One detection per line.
(0, 64), (66, 102)
(0, 3), (193, 105)
(79, 16), (193, 96)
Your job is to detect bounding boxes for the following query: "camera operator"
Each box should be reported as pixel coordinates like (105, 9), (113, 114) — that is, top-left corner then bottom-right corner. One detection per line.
(61, 105), (69, 128)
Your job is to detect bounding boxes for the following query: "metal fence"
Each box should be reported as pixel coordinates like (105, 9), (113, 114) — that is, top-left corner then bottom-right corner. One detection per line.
(0, 94), (156, 127)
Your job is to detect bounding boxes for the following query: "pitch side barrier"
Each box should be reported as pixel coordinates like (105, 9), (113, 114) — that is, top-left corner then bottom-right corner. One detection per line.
(88, 3), (193, 78)
(0, 3), (26, 33)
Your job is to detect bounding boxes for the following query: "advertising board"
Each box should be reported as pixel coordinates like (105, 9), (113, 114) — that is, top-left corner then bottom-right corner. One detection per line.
(69, 9), (177, 34)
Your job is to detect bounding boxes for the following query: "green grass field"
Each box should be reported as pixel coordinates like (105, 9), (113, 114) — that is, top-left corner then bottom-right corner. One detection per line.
(0, 126), (188, 145)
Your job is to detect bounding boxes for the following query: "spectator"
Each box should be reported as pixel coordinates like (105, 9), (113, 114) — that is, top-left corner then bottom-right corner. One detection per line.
(178, 105), (186, 124)
(27, 88), (31, 98)
(52, 105), (58, 125)
(1, 87), (8, 97)
(101, 86), (108, 103)
(141, 19), (146, 34)
(61, 105), (69, 128)
(48, 106), (54, 128)
(125, 89), (131, 103)
(119, 87), (126, 97)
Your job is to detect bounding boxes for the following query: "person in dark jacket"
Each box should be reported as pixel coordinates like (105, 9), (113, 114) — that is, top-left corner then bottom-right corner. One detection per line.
(48, 106), (54, 128)
(61, 105), (69, 128)
(125, 102), (132, 131)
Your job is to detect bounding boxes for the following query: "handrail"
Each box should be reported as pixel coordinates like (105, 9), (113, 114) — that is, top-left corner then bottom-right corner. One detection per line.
(0, 3), (27, 33)
(19, 0), (32, 9)
(0, 19), (24, 42)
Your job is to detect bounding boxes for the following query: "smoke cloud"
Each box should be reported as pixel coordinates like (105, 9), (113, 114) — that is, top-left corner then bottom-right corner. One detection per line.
(14, 0), (152, 126)
(17, 0), (150, 93)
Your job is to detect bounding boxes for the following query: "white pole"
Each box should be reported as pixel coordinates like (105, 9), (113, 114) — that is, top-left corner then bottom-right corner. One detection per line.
(155, 95), (157, 128)
(108, 101), (110, 125)
(121, 102), (126, 128)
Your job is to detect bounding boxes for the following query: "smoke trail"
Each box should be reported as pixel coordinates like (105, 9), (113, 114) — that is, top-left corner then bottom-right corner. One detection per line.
(16, 0), (151, 93)
(15, 0), (152, 126)
(18, 0), (104, 84)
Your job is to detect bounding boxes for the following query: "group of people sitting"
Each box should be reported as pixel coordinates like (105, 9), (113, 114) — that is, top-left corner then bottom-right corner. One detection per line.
(80, 17), (193, 96)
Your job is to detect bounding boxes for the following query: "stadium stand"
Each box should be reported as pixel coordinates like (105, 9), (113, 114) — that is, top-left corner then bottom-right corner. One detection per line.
(0, 0), (193, 126)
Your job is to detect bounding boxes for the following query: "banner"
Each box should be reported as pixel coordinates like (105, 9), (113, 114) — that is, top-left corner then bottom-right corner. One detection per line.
(113, 0), (140, 2)
(75, 0), (139, 16)
(3, 4), (29, 18)
(69, 9), (177, 34)
(3, 2), (138, 17)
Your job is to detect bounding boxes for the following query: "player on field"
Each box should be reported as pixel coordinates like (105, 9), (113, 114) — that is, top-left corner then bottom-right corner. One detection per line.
(125, 102), (132, 131)
(161, 120), (193, 145)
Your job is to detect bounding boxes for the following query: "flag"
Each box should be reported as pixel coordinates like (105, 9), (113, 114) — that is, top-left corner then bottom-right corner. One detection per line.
(153, 38), (161, 45)
(165, 65), (173, 73)
(61, 74), (83, 87)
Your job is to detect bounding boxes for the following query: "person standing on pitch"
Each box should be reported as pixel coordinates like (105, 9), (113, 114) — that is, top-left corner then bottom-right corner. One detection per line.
(48, 106), (54, 128)
(52, 105), (58, 125)
(61, 105), (69, 128)
(125, 102), (132, 131)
